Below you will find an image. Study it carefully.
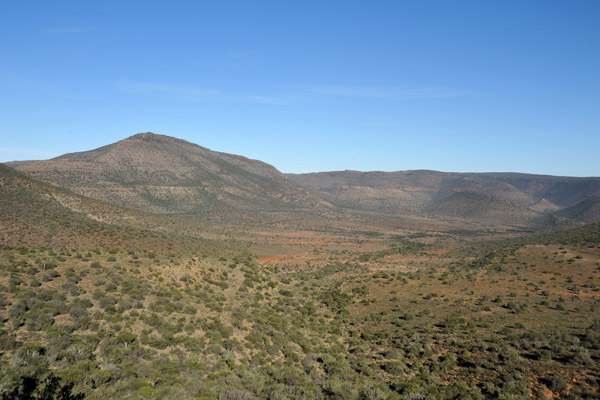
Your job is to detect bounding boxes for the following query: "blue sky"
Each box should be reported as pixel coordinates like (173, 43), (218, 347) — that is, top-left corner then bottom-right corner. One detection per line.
(1, 1), (598, 176)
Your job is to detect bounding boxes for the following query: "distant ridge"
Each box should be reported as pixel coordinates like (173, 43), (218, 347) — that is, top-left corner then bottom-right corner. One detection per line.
(427, 190), (558, 228)
(7, 132), (600, 227)
(555, 194), (600, 223)
(288, 170), (600, 215)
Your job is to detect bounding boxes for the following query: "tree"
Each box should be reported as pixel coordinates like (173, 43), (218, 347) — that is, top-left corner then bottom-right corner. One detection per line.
(0, 372), (84, 400)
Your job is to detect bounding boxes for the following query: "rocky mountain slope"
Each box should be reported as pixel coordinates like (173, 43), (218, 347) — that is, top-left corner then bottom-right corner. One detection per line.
(0, 163), (152, 248)
(0, 163), (224, 252)
(11, 133), (330, 221)
(8, 133), (600, 228)
(427, 190), (558, 228)
(288, 170), (600, 218)
(555, 194), (600, 223)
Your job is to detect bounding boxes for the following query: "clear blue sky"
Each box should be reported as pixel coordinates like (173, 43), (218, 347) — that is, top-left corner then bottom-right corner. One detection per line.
(1, 1), (598, 176)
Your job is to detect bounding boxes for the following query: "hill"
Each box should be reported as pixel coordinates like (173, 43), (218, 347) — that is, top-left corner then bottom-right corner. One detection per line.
(427, 190), (558, 228)
(9, 134), (600, 229)
(10, 133), (330, 222)
(0, 163), (227, 252)
(288, 170), (600, 214)
(555, 193), (600, 223)
(2, 134), (600, 399)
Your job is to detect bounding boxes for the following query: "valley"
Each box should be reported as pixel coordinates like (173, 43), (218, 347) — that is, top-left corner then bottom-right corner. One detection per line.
(1, 133), (599, 399)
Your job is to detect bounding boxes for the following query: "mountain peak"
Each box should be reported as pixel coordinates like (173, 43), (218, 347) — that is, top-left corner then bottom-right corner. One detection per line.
(127, 131), (183, 143)
(124, 132), (208, 150)
(129, 132), (160, 140)
(8, 132), (329, 218)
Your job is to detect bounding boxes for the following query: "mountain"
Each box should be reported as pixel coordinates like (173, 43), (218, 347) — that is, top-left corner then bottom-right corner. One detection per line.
(10, 133), (330, 221)
(3, 136), (600, 400)
(0, 163), (148, 248)
(555, 194), (600, 223)
(529, 198), (561, 213)
(427, 190), (558, 228)
(0, 163), (223, 252)
(287, 170), (440, 215)
(287, 170), (600, 216)
(8, 133), (600, 228)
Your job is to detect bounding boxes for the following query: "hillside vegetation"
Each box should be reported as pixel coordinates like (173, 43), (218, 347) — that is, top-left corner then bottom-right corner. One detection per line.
(2, 133), (600, 399)
(0, 163), (237, 254)
(556, 195), (600, 224)
(10, 133), (330, 221)
(10, 133), (600, 227)
(427, 191), (559, 228)
(0, 223), (599, 399)
(288, 170), (600, 224)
